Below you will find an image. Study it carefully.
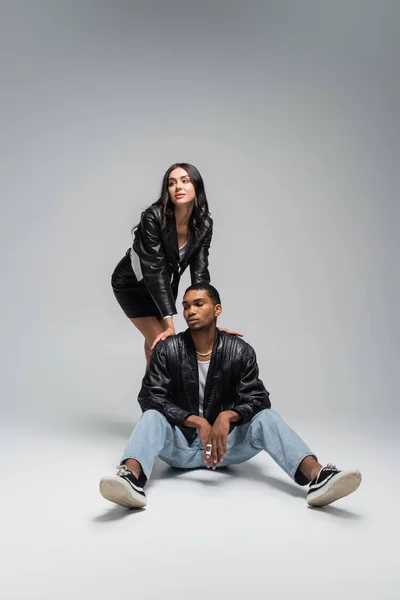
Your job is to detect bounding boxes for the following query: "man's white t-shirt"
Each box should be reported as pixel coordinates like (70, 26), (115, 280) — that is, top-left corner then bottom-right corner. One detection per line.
(197, 359), (210, 417)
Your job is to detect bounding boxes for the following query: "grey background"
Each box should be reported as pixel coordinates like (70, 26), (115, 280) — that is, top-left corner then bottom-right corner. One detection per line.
(2, 0), (398, 429)
(1, 2), (399, 598)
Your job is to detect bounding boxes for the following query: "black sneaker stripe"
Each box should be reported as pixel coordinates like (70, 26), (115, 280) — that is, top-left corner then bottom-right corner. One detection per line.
(309, 472), (337, 492)
(315, 468), (340, 484)
(121, 476), (146, 496)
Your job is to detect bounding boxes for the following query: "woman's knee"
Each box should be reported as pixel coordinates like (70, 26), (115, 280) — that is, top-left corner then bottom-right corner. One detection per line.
(144, 329), (160, 346)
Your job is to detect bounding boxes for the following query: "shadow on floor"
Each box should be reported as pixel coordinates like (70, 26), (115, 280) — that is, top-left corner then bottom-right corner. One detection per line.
(93, 505), (146, 523)
(307, 504), (364, 520)
(148, 461), (363, 521)
(149, 460), (305, 498)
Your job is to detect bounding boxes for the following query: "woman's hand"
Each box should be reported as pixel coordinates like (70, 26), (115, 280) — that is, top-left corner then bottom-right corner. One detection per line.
(219, 327), (243, 337)
(150, 327), (175, 351)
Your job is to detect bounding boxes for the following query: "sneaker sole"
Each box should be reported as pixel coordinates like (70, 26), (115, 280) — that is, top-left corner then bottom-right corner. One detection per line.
(99, 477), (147, 509)
(307, 470), (362, 507)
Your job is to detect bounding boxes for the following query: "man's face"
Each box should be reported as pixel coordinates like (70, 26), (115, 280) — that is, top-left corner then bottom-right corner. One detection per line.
(182, 290), (221, 330)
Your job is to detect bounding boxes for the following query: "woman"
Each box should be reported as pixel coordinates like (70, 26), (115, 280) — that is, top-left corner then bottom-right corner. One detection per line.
(112, 162), (240, 367)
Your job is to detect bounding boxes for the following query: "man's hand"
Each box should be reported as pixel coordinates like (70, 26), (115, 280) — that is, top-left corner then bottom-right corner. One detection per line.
(183, 411), (240, 469)
(205, 413), (231, 469)
(198, 420), (212, 457)
(183, 415), (212, 459)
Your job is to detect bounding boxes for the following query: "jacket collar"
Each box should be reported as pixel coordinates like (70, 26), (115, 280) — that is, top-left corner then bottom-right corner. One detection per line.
(183, 327), (222, 372)
(165, 213), (179, 257)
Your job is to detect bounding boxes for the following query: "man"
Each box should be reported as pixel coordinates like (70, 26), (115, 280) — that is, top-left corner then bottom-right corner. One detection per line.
(100, 283), (361, 509)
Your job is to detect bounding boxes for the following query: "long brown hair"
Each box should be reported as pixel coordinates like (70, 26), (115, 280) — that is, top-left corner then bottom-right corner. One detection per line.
(152, 163), (210, 231)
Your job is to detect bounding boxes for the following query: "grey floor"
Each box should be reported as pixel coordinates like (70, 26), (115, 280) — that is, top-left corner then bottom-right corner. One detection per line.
(2, 399), (399, 599)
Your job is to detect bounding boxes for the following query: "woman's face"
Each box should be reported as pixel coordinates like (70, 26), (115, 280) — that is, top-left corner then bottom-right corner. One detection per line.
(167, 168), (196, 207)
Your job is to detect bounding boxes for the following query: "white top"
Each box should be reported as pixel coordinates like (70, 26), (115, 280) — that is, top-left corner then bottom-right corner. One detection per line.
(179, 241), (188, 262)
(198, 359), (210, 417)
(130, 247), (143, 281)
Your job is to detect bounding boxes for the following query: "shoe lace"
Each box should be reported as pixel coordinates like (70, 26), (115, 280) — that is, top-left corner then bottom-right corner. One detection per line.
(116, 465), (130, 476)
(324, 463), (338, 473)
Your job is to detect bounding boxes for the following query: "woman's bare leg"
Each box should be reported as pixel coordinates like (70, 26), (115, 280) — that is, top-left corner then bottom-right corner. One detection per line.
(130, 316), (168, 369)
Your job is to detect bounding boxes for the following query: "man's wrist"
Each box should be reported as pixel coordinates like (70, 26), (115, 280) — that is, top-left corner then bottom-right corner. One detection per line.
(183, 415), (208, 429)
(219, 410), (241, 424)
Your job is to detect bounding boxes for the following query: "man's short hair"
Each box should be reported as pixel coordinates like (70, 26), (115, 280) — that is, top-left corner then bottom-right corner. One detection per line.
(183, 283), (221, 305)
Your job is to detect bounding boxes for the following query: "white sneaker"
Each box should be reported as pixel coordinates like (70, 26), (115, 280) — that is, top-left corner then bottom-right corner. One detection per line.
(99, 465), (147, 509)
(307, 464), (362, 507)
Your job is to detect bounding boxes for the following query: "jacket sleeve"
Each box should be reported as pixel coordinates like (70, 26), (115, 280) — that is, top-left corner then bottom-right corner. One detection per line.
(189, 223), (213, 284)
(137, 210), (177, 316)
(138, 342), (192, 426)
(232, 344), (271, 423)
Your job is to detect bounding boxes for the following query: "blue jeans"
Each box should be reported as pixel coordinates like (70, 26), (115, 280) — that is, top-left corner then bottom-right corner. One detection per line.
(121, 409), (315, 486)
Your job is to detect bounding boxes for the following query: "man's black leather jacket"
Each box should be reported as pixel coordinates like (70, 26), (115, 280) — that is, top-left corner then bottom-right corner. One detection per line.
(132, 205), (213, 317)
(138, 329), (271, 443)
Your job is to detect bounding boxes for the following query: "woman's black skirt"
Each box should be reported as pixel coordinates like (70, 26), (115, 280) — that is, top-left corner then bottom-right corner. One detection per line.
(111, 250), (162, 319)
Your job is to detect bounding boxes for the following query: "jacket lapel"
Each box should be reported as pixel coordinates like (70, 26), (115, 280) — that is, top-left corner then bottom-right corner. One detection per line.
(182, 330), (200, 414)
(164, 214), (179, 259)
(203, 329), (222, 418)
